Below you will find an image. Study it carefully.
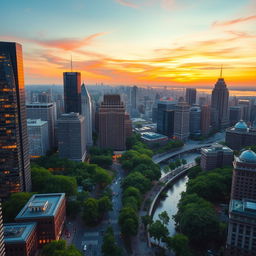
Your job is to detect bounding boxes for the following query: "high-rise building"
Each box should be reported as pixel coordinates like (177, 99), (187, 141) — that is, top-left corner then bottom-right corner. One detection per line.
(211, 76), (229, 130)
(63, 72), (81, 114)
(156, 98), (177, 137)
(98, 95), (131, 150)
(185, 88), (196, 105)
(200, 143), (233, 171)
(238, 99), (251, 122)
(230, 150), (256, 201)
(200, 105), (211, 136)
(225, 121), (256, 150)
(173, 102), (190, 141)
(0, 204), (5, 256)
(130, 86), (139, 117)
(57, 113), (86, 162)
(81, 84), (93, 146)
(226, 199), (256, 256)
(189, 106), (201, 136)
(27, 119), (49, 157)
(26, 103), (57, 149)
(229, 106), (242, 126)
(0, 42), (31, 198)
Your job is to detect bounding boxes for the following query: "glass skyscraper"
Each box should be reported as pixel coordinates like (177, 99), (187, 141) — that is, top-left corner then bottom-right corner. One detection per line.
(0, 42), (31, 198)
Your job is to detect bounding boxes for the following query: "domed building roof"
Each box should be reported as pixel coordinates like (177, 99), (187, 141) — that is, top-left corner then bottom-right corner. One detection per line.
(234, 120), (248, 131)
(239, 150), (256, 163)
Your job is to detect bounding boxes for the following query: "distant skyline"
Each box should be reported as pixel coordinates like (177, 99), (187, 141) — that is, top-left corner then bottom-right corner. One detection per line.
(1, 0), (256, 88)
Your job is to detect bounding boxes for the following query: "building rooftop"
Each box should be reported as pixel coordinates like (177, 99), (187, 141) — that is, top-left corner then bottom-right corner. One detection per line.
(15, 193), (65, 220)
(234, 120), (248, 131)
(201, 143), (233, 154)
(239, 150), (256, 164)
(230, 199), (256, 216)
(141, 132), (168, 141)
(26, 103), (54, 107)
(27, 119), (47, 126)
(4, 222), (37, 243)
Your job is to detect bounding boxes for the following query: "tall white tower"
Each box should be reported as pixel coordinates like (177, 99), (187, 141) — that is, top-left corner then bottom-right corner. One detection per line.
(81, 84), (93, 146)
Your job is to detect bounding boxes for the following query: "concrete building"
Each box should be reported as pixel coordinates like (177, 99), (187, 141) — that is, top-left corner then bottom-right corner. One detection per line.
(231, 150), (256, 201)
(174, 102), (190, 141)
(63, 72), (81, 114)
(0, 41), (31, 198)
(27, 119), (49, 157)
(0, 204), (5, 256)
(26, 103), (57, 149)
(141, 132), (168, 146)
(15, 193), (66, 247)
(189, 106), (201, 136)
(98, 95), (131, 150)
(81, 84), (93, 146)
(156, 97), (177, 137)
(130, 86), (139, 117)
(225, 121), (256, 150)
(238, 99), (251, 122)
(226, 199), (256, 256)
(200, 105), (211, 136)
(4, 223), (37, 256)
(229, 106), (242, 126)
(200, 143), (233, 171)
(211, 76), (229, 130)
(185, 88), (196, 105)
(57, 113), (86, 162)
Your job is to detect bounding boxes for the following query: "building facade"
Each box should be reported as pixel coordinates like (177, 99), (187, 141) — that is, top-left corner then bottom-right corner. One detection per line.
(57, 113), (86, 162)
(226, 121), (256, 150)
(200, 105), (211, 136)
(27, 119), (49, 157)
(4, 222), (37, 256)
(63, 72), (81, 114)
(189, 106), (201, 136)
(185, 88), (196, 105)
(81, 84), (93, 146)
(229, 106), (242, 126)
(15, 193), (66, 247)
(0, 204), (5, 256)
(200, 143), (233, 171)
(0, 42), (31, 198)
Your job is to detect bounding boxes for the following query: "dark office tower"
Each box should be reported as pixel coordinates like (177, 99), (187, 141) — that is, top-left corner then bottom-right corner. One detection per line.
(238, 99), (251, 122)
(0, 204), (5, 256)
(130, 86), (139, 117)
(229, 106), (242, 126)
(185, 88), (196, 105)
(63, 72), (81, 114)
(0, 42), (31, 198)
(211, 76), (229, 130)
(198, 96), (207, 106)
(98, 95), (131, 150)
(189, 106), (201, 136)
(201, 105), (211, 136)
(231, 150), (256, 201)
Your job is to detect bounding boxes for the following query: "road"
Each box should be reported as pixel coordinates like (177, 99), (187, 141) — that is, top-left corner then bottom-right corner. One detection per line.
(70, 162), (125, 256)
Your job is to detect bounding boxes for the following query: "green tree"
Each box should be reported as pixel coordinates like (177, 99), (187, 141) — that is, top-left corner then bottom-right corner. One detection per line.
(165, 234), (191, 256)
(66, 200), (81, 218)
(93, 167), (112, 188)
(141, 215), (153, 229)
(181, 159), (187, 165)
(90, 155), (112, 169)
(98, 196), (112, 214)
(83, 198), (99, 225)
(158, 211), (170, 226)
(149, 220), (169, 245)
(169, 162), (176, 170)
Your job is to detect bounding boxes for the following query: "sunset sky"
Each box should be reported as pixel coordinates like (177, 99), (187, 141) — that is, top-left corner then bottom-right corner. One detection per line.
(1, 0), (256, 88)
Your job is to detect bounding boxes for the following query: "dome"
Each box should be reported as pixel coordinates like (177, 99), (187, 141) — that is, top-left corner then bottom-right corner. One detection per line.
(239, 150), (256, 164)
(234, 121), (248, 131)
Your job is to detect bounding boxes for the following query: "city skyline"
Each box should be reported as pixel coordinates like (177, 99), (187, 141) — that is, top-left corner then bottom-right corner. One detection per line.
(1, 0), (255, 88)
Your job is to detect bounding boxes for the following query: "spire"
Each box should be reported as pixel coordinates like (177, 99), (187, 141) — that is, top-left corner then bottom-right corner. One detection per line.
(70, 54), (73, 72)
(220, 65), (223, 78)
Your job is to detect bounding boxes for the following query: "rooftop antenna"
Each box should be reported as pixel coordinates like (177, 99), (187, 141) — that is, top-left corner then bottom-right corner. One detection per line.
(70, 54), (73, 72)
(220, 65), (223, 78)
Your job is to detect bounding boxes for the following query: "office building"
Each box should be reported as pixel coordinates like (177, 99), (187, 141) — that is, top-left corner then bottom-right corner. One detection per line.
(0, 42), (31, 198)
(81, 84), (93, 146)
(238, 99), (251, 122)
(130, 86), (139, 117)
(57, 113), (86, 162)
(229, 106), (242, 126)
(200, 143), (233, 171)
(230, 150), (256, 201)
(15, 193), (66, 246)
(198, 96), (207, 106)
(141, 132), (168, 146)
(226, 199), (256, 256)
(189, 106), (201, 136)
(4, 223), (37, 256)
(27, 119), (49, 157)
(225, 121), (256, 150)
(173, 102), (190, 141)
(200, 105), (211, 136)
(26, 103), (56, 149)
(63, 72), (81, 114)
(156, 97), (177, 137)
(98, 95), (131, 150)
(185, 88), (196, 105)
(0, 204), (5, 256)
(211, 76), (229, 129)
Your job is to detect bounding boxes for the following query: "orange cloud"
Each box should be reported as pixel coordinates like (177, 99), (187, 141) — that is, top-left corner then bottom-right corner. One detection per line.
(213, 15), (256, 27)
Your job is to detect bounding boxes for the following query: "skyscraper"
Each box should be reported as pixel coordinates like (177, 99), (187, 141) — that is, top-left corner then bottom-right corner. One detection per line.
(200, 105), (211, 136)
(130, 86), (139, 117)
(173, 102), (190, 141)
(211, 74), (229, 130)
(185, 88), (196, 105)
(189, 106), (201, 136)
(0, 203), (5, 256)
(0, 42), (31, 198)
(57, 113), (86, 162)
(229, 106), (242, 126)
(98, 95), (131, 150)
(63, 72), (81, 114)
(81, 84), (93, 146)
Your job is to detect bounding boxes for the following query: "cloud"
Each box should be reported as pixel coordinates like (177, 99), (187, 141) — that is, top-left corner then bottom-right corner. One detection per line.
(213, 15), (256, 27)
(115, 0), (139, 8)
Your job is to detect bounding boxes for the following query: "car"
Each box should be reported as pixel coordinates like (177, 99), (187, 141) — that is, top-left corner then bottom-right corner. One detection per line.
(83, 244), (87, 251)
